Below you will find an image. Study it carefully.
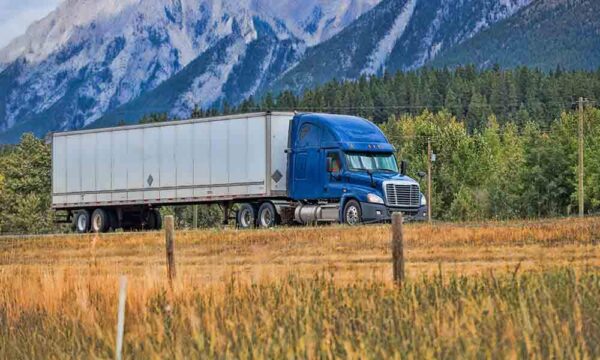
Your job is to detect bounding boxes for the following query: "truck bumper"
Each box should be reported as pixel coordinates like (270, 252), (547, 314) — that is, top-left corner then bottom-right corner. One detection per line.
(361, 202), (428, 223)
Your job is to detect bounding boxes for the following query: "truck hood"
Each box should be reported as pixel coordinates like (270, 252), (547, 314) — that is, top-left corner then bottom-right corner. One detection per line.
(345, 171), (420, 189)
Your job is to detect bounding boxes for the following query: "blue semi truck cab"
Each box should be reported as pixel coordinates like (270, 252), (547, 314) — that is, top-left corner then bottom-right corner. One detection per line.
(279, 113), (427, 226)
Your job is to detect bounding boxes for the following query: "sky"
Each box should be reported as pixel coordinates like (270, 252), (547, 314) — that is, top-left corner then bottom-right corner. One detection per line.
(0, 0), (63, 49)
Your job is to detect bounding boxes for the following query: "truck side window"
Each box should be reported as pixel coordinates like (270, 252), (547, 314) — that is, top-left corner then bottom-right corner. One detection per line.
(327, 152), (341, 173)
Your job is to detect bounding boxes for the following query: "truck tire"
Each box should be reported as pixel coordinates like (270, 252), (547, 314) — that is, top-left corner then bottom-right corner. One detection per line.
(108, 209), (119, 231)
(91, 208), (109, 233)
(147, 209), (162, 230)
(74, 210), (91, 233)
(237, 203), (256, 229)
(343, 200), (362, 226)
(153, 210), (163, 230)
(257, 202), (280, 228)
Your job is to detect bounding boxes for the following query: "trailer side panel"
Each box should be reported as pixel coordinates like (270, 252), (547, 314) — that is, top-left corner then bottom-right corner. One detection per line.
(52, 112), (293, 209)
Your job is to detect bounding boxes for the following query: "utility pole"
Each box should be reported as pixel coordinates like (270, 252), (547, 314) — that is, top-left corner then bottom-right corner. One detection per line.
(578, 97), (585, 217)
(427, 138), (432, 223)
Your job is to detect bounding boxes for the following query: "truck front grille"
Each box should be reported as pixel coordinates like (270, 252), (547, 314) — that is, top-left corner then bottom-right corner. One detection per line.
(385, 183), (420, 207)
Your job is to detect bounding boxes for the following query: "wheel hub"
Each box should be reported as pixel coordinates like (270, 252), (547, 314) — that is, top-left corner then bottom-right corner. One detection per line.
(241, 209), (252, 227)
(346, 206), (359, 225)
(77, 214), (87, 231)
(260, 208), (273, 227)
(93, 215), (101, 231)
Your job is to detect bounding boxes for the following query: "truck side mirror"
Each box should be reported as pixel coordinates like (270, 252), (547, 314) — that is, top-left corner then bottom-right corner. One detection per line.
(400, 160), (408, 176)
(417, 171), (426, 179)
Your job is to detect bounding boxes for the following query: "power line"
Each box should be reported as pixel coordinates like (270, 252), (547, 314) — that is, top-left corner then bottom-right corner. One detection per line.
(102, 100), (595, 116)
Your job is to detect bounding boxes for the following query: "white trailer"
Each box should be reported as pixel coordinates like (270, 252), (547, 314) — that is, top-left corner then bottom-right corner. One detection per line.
(52, 112), (294, 232)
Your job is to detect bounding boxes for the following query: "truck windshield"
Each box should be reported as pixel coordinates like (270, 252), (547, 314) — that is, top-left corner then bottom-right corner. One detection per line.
(345, 152), (398, 173)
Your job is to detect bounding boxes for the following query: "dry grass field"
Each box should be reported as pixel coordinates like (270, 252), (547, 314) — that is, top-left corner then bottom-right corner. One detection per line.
(0, 217), (599, 358)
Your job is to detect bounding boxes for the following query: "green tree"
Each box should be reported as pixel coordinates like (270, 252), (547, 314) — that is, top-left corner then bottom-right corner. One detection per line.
(0, 134), (53, 234)
(466, 91), (491, 133)
(139, 113), (169, 124)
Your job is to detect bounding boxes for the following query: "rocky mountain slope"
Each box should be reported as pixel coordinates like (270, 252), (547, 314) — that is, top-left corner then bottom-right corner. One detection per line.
(429, 0), (600, 71)
(0, 0), (379, 142)
(1, 0), (598, 142)
(270, 0), (533, 94)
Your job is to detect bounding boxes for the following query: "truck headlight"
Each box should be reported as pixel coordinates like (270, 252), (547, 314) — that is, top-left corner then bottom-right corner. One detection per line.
(420, 193), (427, 206)
(367, 193), (385, 204)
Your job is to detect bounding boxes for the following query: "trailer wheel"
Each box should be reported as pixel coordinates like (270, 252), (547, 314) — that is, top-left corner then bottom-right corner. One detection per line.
(108, 210), (119, 231)
(153, 210), (163, 230)
(257, 202), (279, 228)
(74, 210), (91, 233)
(91, 208), (109, 233)
(343, 200), (362, 226)
(237, 203), (256, 229)
(147, 209), (162, 230)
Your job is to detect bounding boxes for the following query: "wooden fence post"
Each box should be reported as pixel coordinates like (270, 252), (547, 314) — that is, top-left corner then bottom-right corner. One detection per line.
(392, 213), (405, 285)
(115, 276), (128, 360)
(165, 216), (176, 286)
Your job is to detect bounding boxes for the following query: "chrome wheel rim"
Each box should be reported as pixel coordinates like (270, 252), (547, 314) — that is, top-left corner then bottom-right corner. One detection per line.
(240, 209), (253, 228)
(346, 206), (359, 225)
(260, 208), (273, 228)
(92, 215), (101, 232)
(77, 214), (88, 231)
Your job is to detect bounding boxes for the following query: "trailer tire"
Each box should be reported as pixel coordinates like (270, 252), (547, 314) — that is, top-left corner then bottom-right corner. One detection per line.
(257, 202), (279, 228)
(91, 208), (110, 233)
(343, 200), (362, 226)
(74, 210), (91, 233)
(108, 210), (119, 231)
(147, 209), (162, 230)
(237, 203), (256, 229)
(153, 210), (163, 230)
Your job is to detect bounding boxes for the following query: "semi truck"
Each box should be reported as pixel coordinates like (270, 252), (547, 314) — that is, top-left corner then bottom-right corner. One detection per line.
(51, 112), (427, 233)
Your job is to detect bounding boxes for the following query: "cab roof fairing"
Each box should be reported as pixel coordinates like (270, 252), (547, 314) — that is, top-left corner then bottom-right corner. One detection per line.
(293, 113), (396, 153)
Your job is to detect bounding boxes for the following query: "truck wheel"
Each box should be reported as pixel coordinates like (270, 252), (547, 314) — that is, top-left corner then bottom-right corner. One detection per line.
(343, 200), (362, 226)
(74, 210), (91, 233)
(237, 203), (256, 229)
(153, 210), (162, 230)
(91, 209), (109, 233)
(108, 210), (119, 231)
(257, 202), (279, 228)
(146, 209), (162, 230)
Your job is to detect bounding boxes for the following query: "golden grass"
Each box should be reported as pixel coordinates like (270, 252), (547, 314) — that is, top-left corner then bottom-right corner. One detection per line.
(0, 217), (599, 358)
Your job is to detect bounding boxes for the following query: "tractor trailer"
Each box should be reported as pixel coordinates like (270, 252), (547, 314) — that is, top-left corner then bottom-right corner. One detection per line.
(51, 112), (427, 232)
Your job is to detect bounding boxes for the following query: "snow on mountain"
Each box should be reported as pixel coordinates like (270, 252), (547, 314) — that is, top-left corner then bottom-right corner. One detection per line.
(362, 0), (416, 75)
(271, 0), (534, 94)
(0, 0), (380, 142)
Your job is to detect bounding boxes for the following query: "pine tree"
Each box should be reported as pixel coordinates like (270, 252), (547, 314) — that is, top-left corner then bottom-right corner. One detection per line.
(466, 91), (491, 133)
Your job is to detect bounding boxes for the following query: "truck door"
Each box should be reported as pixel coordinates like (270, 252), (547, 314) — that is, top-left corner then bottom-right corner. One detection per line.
(291, 122), (323, 199)
(323, 151), (344, 199)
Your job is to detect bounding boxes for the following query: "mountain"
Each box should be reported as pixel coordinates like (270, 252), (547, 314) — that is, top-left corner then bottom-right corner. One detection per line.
(270, 0), (533, 94)
(97, 0), (534, 126)
(429, 0), (600, 71)
(92, 17), (303, 128)
(0, 0), (380, 142)
(1, 0), (598, 142)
